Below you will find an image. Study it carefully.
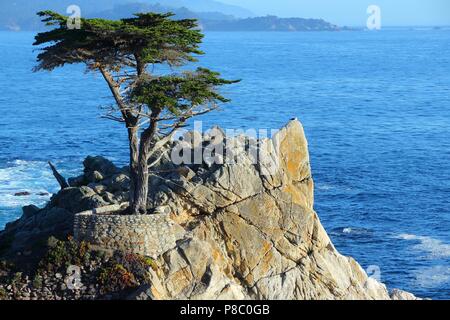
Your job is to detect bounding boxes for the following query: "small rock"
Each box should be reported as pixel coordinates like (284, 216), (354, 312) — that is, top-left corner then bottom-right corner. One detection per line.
(177, 166), (196, 181)
(88, 183), (107, 194)
(68, 175), (86, 187)
(86, 170), (104, 183)
(390, 289), (420, 300)
(108, 174), (131, 192)
(127, 284), (152, 300)
(154, 206), (170, 214)
(113, 191), (129, 203)
(50, 186), (107, 213)
(14, 191), (31, 197)
(22, 205), (40, 219)
(83, 156), (119, 177)
(102, 192), (116, 204)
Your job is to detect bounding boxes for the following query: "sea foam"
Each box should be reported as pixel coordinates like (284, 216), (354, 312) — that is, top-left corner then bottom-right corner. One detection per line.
(414, 265), (450, 288)
(0, 160), (59, 229)
(398, 234), (450, 259)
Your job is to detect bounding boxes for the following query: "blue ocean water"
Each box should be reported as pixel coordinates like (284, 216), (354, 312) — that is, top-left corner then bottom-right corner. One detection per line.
(0, 30), (449, 299)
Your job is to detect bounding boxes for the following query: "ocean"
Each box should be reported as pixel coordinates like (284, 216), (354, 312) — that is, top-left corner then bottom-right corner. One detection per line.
(0, 29), (449, 299)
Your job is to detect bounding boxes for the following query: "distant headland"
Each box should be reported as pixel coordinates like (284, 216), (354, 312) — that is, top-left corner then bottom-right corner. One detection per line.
(0, 1), (348, 32)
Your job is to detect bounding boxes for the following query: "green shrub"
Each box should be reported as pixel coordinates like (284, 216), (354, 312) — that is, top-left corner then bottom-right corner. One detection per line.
(97, 252), (156, 295)
(143, 257), (158, 272)
(38, 236), (91, 273)
(0, 287), (8, 300)
(32, 274), (43, 289)
(11, 272), (23, 287)
(98, 264), (137, 295)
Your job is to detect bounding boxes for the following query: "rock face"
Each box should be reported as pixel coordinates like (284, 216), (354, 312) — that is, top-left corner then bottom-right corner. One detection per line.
(135, 119), (391, 300)
(0, 119), (418, 300)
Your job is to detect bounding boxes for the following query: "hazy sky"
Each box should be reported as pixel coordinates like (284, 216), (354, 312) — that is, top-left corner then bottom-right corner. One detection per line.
(220, 0), (450, 26)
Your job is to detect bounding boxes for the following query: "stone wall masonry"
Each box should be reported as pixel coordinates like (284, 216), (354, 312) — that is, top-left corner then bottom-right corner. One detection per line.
(74, 212), (185, 258)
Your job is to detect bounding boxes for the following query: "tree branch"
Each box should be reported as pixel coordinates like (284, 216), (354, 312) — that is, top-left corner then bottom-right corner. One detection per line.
(48, 161), (69, 190)
(98, 66), (137, 125)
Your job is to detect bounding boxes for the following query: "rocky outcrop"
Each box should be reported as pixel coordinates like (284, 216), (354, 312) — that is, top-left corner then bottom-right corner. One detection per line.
(0, 157), (129, 261)
(390, 289), (421, 300)
(132, 119), (392, 300)
(0, 119), (418, 300)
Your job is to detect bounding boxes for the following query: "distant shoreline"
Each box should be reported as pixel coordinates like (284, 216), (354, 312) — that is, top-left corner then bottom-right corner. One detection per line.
(3, 27), (450, 33)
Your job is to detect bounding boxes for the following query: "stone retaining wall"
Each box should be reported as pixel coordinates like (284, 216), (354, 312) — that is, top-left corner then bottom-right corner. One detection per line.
(74, 212), (184, 258)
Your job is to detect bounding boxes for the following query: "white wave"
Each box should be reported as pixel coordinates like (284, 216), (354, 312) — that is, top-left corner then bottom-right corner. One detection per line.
(343, 227), (352, 234)
(398, 234), (450, 259)
(414, 265), (450, 288)
(316, 183), (333, 191)
(0, 160), (58, 209)
(334, 227), (371, 235)
(316, 183), (353, 192)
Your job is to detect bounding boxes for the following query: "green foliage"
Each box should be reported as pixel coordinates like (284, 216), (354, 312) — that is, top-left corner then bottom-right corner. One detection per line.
(143, 257), (158, 272)
(131, 68), (239, 115)
(97, 251), (156, 295)
(0, 237), (159, 298)
(32, 274), (43, 289)
(11, 272), (23, 288)
(98, 264), (137, 295)
(34, 10), (238, 214)
(0, 287), (8, 300)
(33, 10), (237, 118)
(120, 252), (157, 276)
(34, 11), (203, 72)
(38, 236), (91, 273)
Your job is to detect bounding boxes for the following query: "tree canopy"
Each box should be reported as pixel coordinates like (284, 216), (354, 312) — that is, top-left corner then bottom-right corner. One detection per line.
(34, 11), (203, 72)
(33, 11), (239, 214)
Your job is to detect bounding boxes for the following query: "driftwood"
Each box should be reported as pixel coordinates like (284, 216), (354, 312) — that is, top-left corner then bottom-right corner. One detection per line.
(48, 161), (70, 190)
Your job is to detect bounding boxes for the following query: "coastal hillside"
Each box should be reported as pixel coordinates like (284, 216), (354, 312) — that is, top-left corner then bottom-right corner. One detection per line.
(202, 15), (339, 31)
(0, 1), (338, 31)
(143, 0), (254, 18)
(0, 120), (417, 300)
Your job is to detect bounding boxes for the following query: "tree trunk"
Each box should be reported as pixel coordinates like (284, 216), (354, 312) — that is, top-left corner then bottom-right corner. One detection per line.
(128, 126), (139, 202)
(128, 108), (160, 215)
(130, 138), (151, 215)
(130, 153), (149, 215)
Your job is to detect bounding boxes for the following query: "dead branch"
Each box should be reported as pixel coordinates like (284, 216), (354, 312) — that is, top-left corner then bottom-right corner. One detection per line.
(48, 161), (70, 190)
